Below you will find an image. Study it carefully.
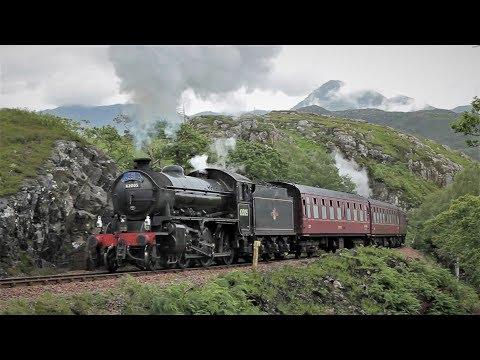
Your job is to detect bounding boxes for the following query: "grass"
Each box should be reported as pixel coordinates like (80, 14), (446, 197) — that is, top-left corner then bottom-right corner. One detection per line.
(0, 108), (83, 196)
(368, 162), (439, 206)
(2, 247), (478, 315)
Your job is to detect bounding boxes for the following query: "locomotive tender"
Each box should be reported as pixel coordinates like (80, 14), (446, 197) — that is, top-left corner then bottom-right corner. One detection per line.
(86, 158), (406, 272)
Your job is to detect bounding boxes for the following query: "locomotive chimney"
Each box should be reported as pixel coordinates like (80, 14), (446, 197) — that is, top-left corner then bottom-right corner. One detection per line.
(133, 158), (152, 170)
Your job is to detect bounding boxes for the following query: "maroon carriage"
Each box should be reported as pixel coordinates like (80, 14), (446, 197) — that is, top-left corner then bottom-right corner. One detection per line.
(272, 183), (371, 253)
(368, 199), (406, 247)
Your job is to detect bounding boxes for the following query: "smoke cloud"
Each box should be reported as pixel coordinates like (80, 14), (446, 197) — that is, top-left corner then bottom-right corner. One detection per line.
(189, 154), (209, 171)
(188, 137), (239, 172)
(332, 149), (373, 197)
(108, 46), (281, 146)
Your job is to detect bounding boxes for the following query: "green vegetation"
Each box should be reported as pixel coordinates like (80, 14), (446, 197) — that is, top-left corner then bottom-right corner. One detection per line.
(227, 140), (288, 182)
(299, 105), (480, 160)
(408, 165), (480, 290)
(82, 125), (136, 169)
(0, 109), (83, 197)
(369, 163), (438, 206)
(418, 195), (480, 291)
(166, 123), (212, 171)
(451, 96), (480, 148)
(2, 247), (478, 315)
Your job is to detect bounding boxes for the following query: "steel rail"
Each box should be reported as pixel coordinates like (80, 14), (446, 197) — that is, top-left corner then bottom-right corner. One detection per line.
(0, 259), (297, 289)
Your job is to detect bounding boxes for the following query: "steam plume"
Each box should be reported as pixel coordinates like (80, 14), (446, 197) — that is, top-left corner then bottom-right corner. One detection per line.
(332, 149), (373, 197)
(108, 46), (281, 146)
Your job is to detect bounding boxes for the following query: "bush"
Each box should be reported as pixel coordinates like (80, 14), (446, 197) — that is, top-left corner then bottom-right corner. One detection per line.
(2, 247), (478, 315)
(417, 195), (480, 291)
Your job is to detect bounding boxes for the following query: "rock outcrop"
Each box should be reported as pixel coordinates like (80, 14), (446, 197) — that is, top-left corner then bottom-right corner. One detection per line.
(0, 141), (119, 276)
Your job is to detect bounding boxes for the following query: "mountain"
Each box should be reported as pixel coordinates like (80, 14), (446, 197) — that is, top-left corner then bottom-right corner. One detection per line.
(292, 80), (431, 112)
(296, 105), (479, 161)
(451, 105), (472, 113)
(41, 104), (136, 129)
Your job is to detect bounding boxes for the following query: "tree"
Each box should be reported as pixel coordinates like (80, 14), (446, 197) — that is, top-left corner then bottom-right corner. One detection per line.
(166, 123), (211, 170)
(82, 125), (135, 169)
(113, 114), (133, 135)
(419, 195), (480, 290)
(451, 97), (480, 147)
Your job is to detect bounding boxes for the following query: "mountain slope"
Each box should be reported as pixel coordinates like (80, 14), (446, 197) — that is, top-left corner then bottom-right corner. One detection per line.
(41, 104), (136, 130)
(190, 111), (473, 209)
(451, 105), (472, 113)
(296, 105), (479, 160)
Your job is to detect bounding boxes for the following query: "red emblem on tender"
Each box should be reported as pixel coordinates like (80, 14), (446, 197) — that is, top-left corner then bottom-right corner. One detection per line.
(271, 208), (279, 220)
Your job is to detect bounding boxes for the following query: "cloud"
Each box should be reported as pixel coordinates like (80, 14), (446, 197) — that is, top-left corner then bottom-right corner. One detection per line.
(108, 45), (282, 145)
(0, 45), (126, 109)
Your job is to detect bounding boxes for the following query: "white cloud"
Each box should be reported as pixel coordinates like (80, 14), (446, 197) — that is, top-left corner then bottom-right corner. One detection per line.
(0, 45), (127, 110)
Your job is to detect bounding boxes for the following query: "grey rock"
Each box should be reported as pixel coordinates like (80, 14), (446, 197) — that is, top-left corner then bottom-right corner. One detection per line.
(0, 141), (119, 276)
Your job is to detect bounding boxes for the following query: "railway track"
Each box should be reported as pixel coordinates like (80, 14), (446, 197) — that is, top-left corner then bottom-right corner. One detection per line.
(0, 262), (255, 289)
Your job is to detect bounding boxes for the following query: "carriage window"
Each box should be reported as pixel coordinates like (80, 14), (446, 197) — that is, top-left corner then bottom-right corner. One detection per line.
(359, 210), (364, 222)
(346, 208), (351, 221)
(353, 209), (358, 221)
(314, 198), (317, 205)
(329, 206), (335, 219)
(313, 205), (319, 219)
(306, 197), (311, 218)
(337, 201), (340, 207)
(329, 200), (333, 207)
(321, 199), (325, 206)
(302, 199), (306, 216)
(337, 206), (342, 220)
(321, 206), (327, 219)
(353, 203), (356, 209)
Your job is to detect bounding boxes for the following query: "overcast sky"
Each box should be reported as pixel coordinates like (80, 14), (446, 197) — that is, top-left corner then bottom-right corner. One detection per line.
(1, 45), (479, 114)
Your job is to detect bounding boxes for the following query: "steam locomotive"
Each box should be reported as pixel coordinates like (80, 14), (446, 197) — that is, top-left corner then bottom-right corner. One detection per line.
(86, 158), (406, 272)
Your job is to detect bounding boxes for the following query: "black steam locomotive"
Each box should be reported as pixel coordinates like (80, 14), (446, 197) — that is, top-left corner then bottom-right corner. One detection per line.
(86, 158), (406, 272)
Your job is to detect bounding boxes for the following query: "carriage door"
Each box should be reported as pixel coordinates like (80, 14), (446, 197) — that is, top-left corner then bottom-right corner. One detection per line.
(238, 182), (252, 235)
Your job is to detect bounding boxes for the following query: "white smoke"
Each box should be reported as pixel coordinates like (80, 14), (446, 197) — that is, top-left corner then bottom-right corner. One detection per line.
(211, 137), (236, 167)
(189, 154), (209, 171)
(108, 45), (281, 147)
(332, 149), (372, 197)
(188, 137), (239, 172)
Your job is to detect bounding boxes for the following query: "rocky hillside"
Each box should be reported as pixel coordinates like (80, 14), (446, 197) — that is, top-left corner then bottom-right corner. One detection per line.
(0, 141), (118, 276)
(0, 109), (120, 276)
(190, 111), (473, 209)
(296, 105), (479, 160)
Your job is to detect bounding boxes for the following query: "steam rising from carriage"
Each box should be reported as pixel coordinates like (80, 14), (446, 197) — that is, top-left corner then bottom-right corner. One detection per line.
(87, 158), (406, 272)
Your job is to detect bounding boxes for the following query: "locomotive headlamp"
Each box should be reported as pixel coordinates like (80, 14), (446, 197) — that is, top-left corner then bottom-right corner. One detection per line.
(120, 215), (128, 232)
(144, 215), (151, 231)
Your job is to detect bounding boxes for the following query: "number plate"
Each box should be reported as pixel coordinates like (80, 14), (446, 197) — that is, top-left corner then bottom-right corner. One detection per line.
(125, 183), (139, 189)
